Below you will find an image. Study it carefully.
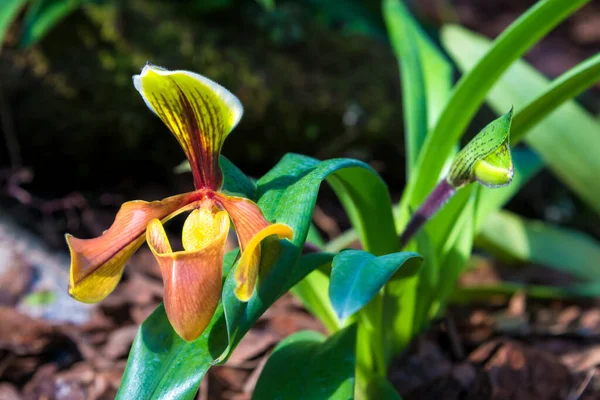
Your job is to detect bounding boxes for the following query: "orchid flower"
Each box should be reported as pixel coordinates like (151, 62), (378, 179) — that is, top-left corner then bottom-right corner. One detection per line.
(66, 65), (293, 341)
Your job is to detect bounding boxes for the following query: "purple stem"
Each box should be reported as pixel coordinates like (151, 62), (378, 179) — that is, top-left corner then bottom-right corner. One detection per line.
(399, 179), (456, 248)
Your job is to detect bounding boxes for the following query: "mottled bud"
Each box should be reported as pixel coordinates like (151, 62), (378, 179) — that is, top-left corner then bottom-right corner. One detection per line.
(448, 108), (514, 188)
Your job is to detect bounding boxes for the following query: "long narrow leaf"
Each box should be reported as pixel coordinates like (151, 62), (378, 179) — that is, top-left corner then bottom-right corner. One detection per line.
(444, 24), (600, 215)
(383, 0), (452, 174)
(511, 53), (600, 143)
(0, 0), (27, 48)
(452, 282), (600, 302)
(20, 0), (80, 47)
(253, 326), (357, 400)
(400, 0), (589, 215)
(477, 210), (600, 282)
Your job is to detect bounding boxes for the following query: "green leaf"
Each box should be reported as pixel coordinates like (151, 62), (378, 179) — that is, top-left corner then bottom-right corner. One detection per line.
(177, 156), (257, 200)
(253, 325), (357, 400)
(306, 222), (325, 247)
(306, 0), (385, 38)
(221, 154), (397, 359)
(443, 24), (600, 214)
(291, 261), (340, 334)
(452, 281), (600, 302)
(116, 255), (236, 400)
(20, 0), (81, 47)
(0, 0), (27, 49)
(329, 249), (422, 321)
(383, 0), (453, 174)
(408, 188), (477, 341)
(255, 0), (274, 11)
(477, 210), (600, 282)
(365, 374), (402, 400)
(510, 52), (600, 144)
(400, 0), (589, 215)
(220, 156), (257, 200)
(432, 192), (477, 314)
(118, 155), (394, 399)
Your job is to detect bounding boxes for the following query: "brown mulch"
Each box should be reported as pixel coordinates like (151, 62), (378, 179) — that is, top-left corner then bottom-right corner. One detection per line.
(0, 244), (326, 400)
(3, 239), (600, 400)
(387, 291), (600, 400)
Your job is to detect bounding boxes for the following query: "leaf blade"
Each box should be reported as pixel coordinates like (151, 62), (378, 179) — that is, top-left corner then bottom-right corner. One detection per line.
(383, 0), (452, 174)
(117, 155), (394, 399)
(444, 24), (600, 215)
(329, 250), (422, 321)
(0, 0), (27, 48)
(401, 0), (589, 214)
(253, 325), (357, 400)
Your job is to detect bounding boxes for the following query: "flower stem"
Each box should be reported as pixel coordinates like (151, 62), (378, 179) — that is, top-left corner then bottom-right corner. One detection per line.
(399, 179), (456, 248)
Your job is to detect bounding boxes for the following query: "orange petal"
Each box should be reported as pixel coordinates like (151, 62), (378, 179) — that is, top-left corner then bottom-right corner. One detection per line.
(146, 209), (230, 341)
(67, 192), (199, 303)
(216, 194), (270, 250)
(234, 223), (294, 301)
(133, 65), (243, 190)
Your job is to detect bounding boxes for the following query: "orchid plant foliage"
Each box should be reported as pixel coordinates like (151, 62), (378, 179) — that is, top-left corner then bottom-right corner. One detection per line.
(65, 0), (597, 392)
(66, 62), (517, 400)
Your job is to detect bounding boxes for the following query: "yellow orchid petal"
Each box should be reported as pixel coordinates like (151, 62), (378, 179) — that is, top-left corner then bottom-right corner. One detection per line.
(146, 210), (230, 342)
(234, 223), (294, 302)
(67, 192), (199, 303)
(133, 65), (243, 190)
(182, 206), (227, 251)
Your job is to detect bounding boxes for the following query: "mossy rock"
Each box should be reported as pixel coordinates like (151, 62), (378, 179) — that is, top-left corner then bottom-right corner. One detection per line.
(0, 0), (405, 197)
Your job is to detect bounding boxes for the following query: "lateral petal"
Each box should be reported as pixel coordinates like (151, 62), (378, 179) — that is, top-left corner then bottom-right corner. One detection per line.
(67, 192), (199, 303)
(234, 223), (294, 302)
(146, 211), (230, 341)
(216, 194), (293, 301)
(216, 194), (270, 250)
(133, 65), (243, 190)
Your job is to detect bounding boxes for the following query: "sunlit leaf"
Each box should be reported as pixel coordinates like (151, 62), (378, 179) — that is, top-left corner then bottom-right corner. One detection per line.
(477, 210), (600, 282)
(443, 24), (600, 215)
(452, 281), (600, 302)
(329, 249), (422, 321)
(221, 154), (398, 359)
(383, 0), (453, 174)
(253, 326), (357, 400)
(399, 0), (589, 224)
(0, 0), (27, 48)
(118, 155), (395, 399)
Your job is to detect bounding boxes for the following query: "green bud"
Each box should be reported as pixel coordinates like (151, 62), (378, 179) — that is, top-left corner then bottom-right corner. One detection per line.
(448, 107), (514, 188)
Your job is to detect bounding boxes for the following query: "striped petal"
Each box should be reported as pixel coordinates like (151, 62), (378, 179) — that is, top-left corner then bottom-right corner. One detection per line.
(217, 194), (270, 249)
(146, 207), (230, 341)
(67, 192), (199, 303)
(133, 65), (243, 190)
(217, 194), (293, 301)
